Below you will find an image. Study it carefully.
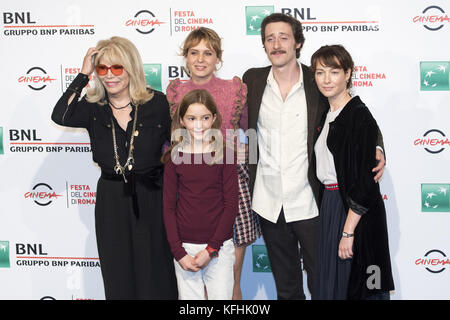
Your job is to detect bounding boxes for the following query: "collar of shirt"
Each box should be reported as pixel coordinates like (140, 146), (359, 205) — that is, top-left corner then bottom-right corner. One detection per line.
(266, 64), (304, 102)
(252, 64), (318, 223)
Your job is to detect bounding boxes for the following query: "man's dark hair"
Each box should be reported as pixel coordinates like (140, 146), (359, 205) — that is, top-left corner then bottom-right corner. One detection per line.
(260, 13), (305, 58)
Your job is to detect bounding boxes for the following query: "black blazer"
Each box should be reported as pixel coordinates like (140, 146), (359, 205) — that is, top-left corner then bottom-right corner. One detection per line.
(51, 73), (171, 175)
(323, 96), (394, 299)
(242, 64), (328, 207)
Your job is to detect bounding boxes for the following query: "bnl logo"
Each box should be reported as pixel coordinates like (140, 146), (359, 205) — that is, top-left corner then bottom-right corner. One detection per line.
(245, 6), (274, 35)
(0, 241), (10, 268)
(421, 184), (450, 212)
(143, 64), (162, 92)
(0, 127), (4, 154)
(420, 61), (450, 91)
(252, 245), (271, 272)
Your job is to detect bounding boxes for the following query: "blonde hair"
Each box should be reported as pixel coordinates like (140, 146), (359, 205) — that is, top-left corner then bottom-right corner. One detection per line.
(181, 27), (223, 70)
(86, 36), (153, 105)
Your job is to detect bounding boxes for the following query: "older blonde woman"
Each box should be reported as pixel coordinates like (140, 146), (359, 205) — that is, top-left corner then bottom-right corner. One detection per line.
(51, 37), (177, 300)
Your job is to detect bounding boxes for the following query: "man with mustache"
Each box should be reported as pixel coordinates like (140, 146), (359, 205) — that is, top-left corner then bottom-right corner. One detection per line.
(242, 13), (386, 299)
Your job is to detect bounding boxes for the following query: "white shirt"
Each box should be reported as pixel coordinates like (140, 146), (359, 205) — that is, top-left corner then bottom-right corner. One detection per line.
(252, 67), (319, 223)
(314, 107), (344, 185)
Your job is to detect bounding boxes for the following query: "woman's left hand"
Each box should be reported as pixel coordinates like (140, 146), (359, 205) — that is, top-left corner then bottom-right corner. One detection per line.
(338, 237), (354, 260)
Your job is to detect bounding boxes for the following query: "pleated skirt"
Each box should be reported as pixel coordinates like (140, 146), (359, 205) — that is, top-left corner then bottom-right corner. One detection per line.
(314, 188), (352, 300)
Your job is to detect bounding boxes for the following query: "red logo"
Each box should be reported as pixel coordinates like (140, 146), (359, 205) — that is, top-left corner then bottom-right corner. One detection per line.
(413, 6), (450, 31)
(18, 67), (56, 91)
(415, 249), (450, 273)
(352, 65), (386, 88)
(414, 129), (449, 154)
(24, 183), (62, 206)
(126, 10), (165, 34)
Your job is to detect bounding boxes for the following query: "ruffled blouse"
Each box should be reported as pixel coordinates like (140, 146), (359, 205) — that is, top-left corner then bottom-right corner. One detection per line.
(166, 75), (248, 136)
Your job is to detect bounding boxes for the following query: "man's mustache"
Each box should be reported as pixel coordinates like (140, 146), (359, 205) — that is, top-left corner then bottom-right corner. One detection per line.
(270, 50), (286, 55)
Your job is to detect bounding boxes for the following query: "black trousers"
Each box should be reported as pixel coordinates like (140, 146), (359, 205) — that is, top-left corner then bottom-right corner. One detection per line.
(95, 177), (178, 300)
(259, 208), (318, 300)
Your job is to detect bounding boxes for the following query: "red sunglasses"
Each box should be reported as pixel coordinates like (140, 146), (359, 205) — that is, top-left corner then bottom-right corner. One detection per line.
(95, 64), (125, 76)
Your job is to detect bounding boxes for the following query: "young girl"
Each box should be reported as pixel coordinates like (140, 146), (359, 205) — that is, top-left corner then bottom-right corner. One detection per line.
(162, 89), (238, 300)
(167, 27), (261, 299)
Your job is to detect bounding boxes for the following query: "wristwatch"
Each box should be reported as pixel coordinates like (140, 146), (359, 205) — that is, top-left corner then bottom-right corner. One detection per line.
(205, 245), (219, 258)
(342, 231), (354, 238)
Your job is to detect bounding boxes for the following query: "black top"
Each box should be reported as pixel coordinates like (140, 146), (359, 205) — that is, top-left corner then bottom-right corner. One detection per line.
(321, 96), (394, 299)
(51, 73), (171, 176)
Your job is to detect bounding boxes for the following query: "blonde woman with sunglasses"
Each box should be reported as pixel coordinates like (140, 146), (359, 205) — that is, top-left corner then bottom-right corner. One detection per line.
(51, 36), (178, 300)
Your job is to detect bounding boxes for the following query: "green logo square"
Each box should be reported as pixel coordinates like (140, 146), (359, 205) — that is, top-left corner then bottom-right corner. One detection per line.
(0, 241), (10, 268)
(245, 6), (274, 35)
(0, 127), (4, 155)
(143, 64), (162, 92)
(252, 244), (271, 272)
(421, 184), (450, 212)
(420, 61), (450, 91)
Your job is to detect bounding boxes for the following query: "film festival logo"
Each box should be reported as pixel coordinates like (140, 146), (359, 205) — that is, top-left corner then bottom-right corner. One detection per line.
(421, 184), (450, 212)
(68, 183), (96, 207)
(252, 245), (271, 272)
(352, 65), (387, 88)
(126, 10), (165, 34)
(60, 66), (95, 93)
(143, 64), (162, 92)
(420, 62), (450, 91)
(413, 5), (450, 31)
(0, 241), (10, 268)
(24, 183), (63, 207)
(414, 129), (449, 154)
(170, 10), (214, 35)
(18, 67), (57, 91)
(416, 249), (449, 273)
(245, 6), (274, 35)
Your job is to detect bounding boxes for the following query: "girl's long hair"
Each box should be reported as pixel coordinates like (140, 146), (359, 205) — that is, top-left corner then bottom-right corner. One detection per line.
(162, 89), (223, 164)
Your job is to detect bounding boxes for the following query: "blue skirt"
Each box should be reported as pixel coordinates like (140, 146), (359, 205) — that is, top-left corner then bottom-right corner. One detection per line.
(314, 187), (352, 300)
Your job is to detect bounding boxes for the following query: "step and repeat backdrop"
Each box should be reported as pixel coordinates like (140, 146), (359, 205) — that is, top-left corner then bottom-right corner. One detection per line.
(1, 0), (449, 300)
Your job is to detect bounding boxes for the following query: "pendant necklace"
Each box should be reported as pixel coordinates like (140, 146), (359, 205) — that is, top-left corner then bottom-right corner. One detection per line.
(110, 102), (140, 183)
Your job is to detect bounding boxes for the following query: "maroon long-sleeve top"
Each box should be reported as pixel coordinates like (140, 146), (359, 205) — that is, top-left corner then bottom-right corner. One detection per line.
(163, 151), (238, 261)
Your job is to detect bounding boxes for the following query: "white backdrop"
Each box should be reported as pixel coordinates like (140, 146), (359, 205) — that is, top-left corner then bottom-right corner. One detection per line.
(1, 0), (449, 300)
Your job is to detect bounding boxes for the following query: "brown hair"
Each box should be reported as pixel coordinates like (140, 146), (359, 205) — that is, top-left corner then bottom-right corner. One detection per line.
(162, 89), (223, 164)
(310, 44), (354, 89)
(260, 13), (305, 58)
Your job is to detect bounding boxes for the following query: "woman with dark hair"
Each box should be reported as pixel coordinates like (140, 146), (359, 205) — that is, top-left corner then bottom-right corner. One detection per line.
(311, 44), (394, 300)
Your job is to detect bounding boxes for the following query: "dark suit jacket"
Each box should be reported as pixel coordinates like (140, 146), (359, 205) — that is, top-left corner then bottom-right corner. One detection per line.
(324, 96), (394, 299)
(242, 64), (328, 208)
